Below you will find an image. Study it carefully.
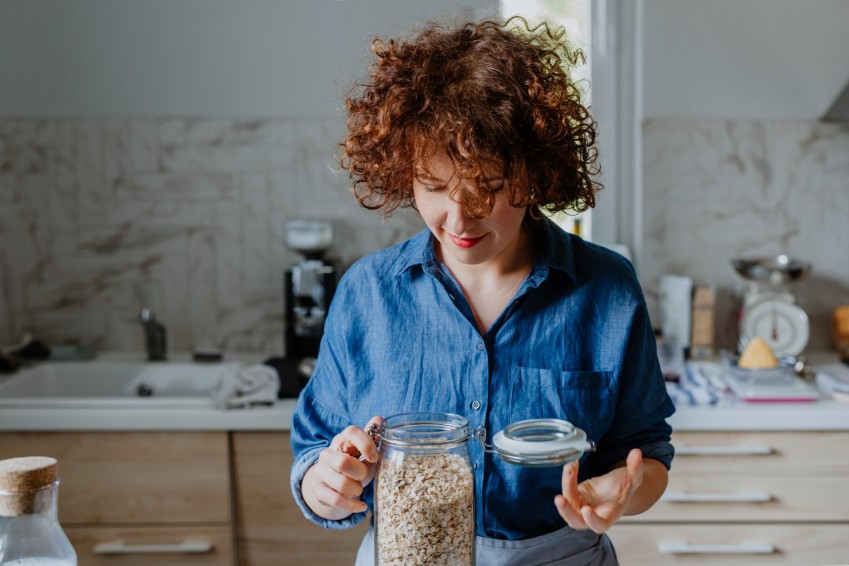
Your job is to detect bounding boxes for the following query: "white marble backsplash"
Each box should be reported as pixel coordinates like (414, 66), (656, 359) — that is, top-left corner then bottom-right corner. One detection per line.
(0, 117), (424, 354)
(642, 118), (849, 351)
(3, 116), (848, 356)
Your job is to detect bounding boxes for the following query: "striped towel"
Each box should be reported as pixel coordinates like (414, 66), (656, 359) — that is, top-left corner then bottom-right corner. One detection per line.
(666, 362), (728, 406)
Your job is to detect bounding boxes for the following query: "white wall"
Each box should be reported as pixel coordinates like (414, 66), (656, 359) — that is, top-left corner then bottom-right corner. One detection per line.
(643, 0), (849, 120)
(0, 0), (498, 118)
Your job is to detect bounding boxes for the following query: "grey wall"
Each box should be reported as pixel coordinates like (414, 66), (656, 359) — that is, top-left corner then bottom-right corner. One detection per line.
(642, 0), (849, 120)
(0, 0), (493, 118)
(0, 0), (498, 353)
(640, 0), (849, 351)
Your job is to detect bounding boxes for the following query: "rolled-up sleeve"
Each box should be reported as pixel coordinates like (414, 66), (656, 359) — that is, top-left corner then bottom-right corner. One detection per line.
(585, 282), (676, 477)
(289, 275), (369, 530)
(290, 390), (368, 529)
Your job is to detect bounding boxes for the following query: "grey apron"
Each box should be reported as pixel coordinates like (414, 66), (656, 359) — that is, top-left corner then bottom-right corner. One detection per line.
(354, 524), (619, 566)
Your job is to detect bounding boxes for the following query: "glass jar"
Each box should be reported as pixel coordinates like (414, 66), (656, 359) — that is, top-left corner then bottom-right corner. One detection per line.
(372, 412), (475, 566)
(0, 457), (77, 566)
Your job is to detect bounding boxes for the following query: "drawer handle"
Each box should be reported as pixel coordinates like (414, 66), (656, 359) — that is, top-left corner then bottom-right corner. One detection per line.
(658, 541), (775, 555)
(662, 490), (772, 503)
(676, 444), (773, 456)
(93, 540), (213, 554)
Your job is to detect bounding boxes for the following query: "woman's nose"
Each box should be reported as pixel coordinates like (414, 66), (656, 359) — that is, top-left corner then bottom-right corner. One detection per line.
(444, 196), (475, 235)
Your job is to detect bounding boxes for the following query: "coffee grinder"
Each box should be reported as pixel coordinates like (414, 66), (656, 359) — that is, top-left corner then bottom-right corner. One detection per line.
(272, 219), (337, 396)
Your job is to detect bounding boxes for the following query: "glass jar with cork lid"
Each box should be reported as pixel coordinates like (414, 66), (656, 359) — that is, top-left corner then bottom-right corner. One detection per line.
(0, 456), (77, 566)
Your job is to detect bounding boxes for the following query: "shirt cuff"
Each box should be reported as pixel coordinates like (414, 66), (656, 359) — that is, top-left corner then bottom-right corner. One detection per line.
(290, 447), (369, 530)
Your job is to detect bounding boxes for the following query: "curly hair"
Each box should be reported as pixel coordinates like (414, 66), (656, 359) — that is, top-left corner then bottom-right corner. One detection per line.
(339, 16), (601, 219)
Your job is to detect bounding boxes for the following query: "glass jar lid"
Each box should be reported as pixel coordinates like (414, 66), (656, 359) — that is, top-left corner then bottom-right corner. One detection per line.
(477, 419), (595, 467)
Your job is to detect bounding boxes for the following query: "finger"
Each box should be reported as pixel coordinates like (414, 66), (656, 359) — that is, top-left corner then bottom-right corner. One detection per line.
(313, 480), (368, 514)
(319, 448), (371, 483)
(554, 494), (588, 530)
(561, 461), (584, 510)
(316, 464), (365, 499)
(625, 449), (644, 492)
(581, 505), (612, 534)
(333, 419), (381, 464)
(359, 415), (383, 463)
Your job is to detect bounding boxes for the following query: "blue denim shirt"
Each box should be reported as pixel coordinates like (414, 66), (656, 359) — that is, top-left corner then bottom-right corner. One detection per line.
(290, 218), (675, 540)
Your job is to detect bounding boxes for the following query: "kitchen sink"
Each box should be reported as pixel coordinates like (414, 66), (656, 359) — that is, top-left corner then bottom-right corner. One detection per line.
(0, 360), (243, 408)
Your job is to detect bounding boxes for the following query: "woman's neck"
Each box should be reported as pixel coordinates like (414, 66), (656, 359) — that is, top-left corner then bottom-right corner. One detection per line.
(439, 226), (539, 334)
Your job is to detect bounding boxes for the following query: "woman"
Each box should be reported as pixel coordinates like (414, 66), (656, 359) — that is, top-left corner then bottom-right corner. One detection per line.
(290, 17), (674, 565)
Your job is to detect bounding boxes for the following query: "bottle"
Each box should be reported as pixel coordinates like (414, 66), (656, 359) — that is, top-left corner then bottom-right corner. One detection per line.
(372, 412), (476, 566)
(0, 456), (77, 566)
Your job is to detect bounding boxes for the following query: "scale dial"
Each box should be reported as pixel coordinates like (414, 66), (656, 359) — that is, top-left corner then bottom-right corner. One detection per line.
(740, 297), (810, 357)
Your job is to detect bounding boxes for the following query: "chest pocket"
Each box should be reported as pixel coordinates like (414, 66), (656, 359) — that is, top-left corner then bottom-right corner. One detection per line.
(508, 367), (616, 438)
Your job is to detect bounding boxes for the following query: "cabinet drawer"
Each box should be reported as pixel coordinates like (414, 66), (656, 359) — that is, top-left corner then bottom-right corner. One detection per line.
(671, 432), (849, 474)
(609, 524), (849, 565)
(232, 432), (368, 566)
(66, 525), (233, 566)
(0, 432), (231, 524)
(628, 473), (849, 522)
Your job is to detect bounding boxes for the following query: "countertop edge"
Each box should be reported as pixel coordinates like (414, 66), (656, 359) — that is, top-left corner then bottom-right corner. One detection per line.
(0, 400), (298, 432)
(3, 399), (849, 432)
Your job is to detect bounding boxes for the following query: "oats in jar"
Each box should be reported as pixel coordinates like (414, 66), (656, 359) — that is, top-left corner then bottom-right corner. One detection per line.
(375, 451), (474, 566)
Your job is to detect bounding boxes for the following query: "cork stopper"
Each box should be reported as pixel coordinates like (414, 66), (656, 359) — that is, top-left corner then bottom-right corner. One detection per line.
(0, 456), (58, 516)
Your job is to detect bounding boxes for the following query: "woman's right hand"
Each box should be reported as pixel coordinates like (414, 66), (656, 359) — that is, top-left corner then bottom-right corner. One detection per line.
(301, 416), (383, 520)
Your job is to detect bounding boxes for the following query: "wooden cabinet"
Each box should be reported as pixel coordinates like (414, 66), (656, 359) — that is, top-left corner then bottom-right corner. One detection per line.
(231, 431), (368, 566)
(0, 432), (234, 565)
(0, 430), (371, 566)
(609, 431), (849, 565)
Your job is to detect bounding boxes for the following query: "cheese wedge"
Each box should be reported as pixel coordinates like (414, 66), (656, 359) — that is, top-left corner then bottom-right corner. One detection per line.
(738, 337), (779, 369)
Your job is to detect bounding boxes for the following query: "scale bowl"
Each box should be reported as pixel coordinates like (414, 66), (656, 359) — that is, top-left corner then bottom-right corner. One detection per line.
(731, 255), (811, 284)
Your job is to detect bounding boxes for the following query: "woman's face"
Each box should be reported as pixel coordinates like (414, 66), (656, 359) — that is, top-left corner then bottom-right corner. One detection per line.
(412, 150), (529, 268)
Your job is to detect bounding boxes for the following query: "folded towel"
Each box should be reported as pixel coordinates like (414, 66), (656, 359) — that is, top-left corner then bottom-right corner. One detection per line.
(814, 363), (849, 402)
(216, 364), (280, 409)
(666, 362), (728, 406)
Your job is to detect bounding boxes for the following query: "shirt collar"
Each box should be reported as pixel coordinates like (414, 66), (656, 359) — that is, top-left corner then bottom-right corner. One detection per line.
(393, 217), (577, 285)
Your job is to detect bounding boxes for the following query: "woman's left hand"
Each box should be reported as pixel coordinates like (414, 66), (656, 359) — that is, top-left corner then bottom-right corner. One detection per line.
(554, 448), (644, 534)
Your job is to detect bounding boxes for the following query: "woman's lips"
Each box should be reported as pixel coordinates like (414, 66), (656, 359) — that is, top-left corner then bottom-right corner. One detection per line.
(449, 234), (485, 249)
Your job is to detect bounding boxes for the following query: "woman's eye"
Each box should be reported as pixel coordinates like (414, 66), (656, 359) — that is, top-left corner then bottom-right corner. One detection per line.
(423, 185), (447, 193)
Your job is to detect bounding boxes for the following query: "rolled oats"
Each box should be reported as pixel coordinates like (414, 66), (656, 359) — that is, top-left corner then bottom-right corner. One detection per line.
(375, 452), (474, 566)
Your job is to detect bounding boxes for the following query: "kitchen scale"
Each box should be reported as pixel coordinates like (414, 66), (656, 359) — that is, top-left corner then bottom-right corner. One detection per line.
(732, 255), (811, 357)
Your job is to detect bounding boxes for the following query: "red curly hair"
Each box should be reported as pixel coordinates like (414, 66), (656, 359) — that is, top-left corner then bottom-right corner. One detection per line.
(339, 17), (601, 219)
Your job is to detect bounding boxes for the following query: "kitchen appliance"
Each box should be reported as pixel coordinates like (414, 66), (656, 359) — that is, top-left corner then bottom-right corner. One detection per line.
(732, 255), (811, 357)
(279, 219), (337, 389)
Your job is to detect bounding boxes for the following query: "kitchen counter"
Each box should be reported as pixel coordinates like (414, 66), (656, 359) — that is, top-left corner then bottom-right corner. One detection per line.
(669, 398), (849, 431)
(1, 352), (848, 432)
(4, 397), (849, 432)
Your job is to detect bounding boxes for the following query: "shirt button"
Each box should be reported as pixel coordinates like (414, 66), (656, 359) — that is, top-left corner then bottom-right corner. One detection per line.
(471, 400), (481, 410)
(477, 343), (484, 351)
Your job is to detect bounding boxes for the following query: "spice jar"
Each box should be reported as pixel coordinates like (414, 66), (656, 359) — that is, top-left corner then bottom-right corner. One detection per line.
(372, 412), (475, 566)
(0, 456), (77, 566)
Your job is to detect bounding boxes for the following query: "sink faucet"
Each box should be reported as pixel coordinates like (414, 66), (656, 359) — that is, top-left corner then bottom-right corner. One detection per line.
(139, 308), (167, 361)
